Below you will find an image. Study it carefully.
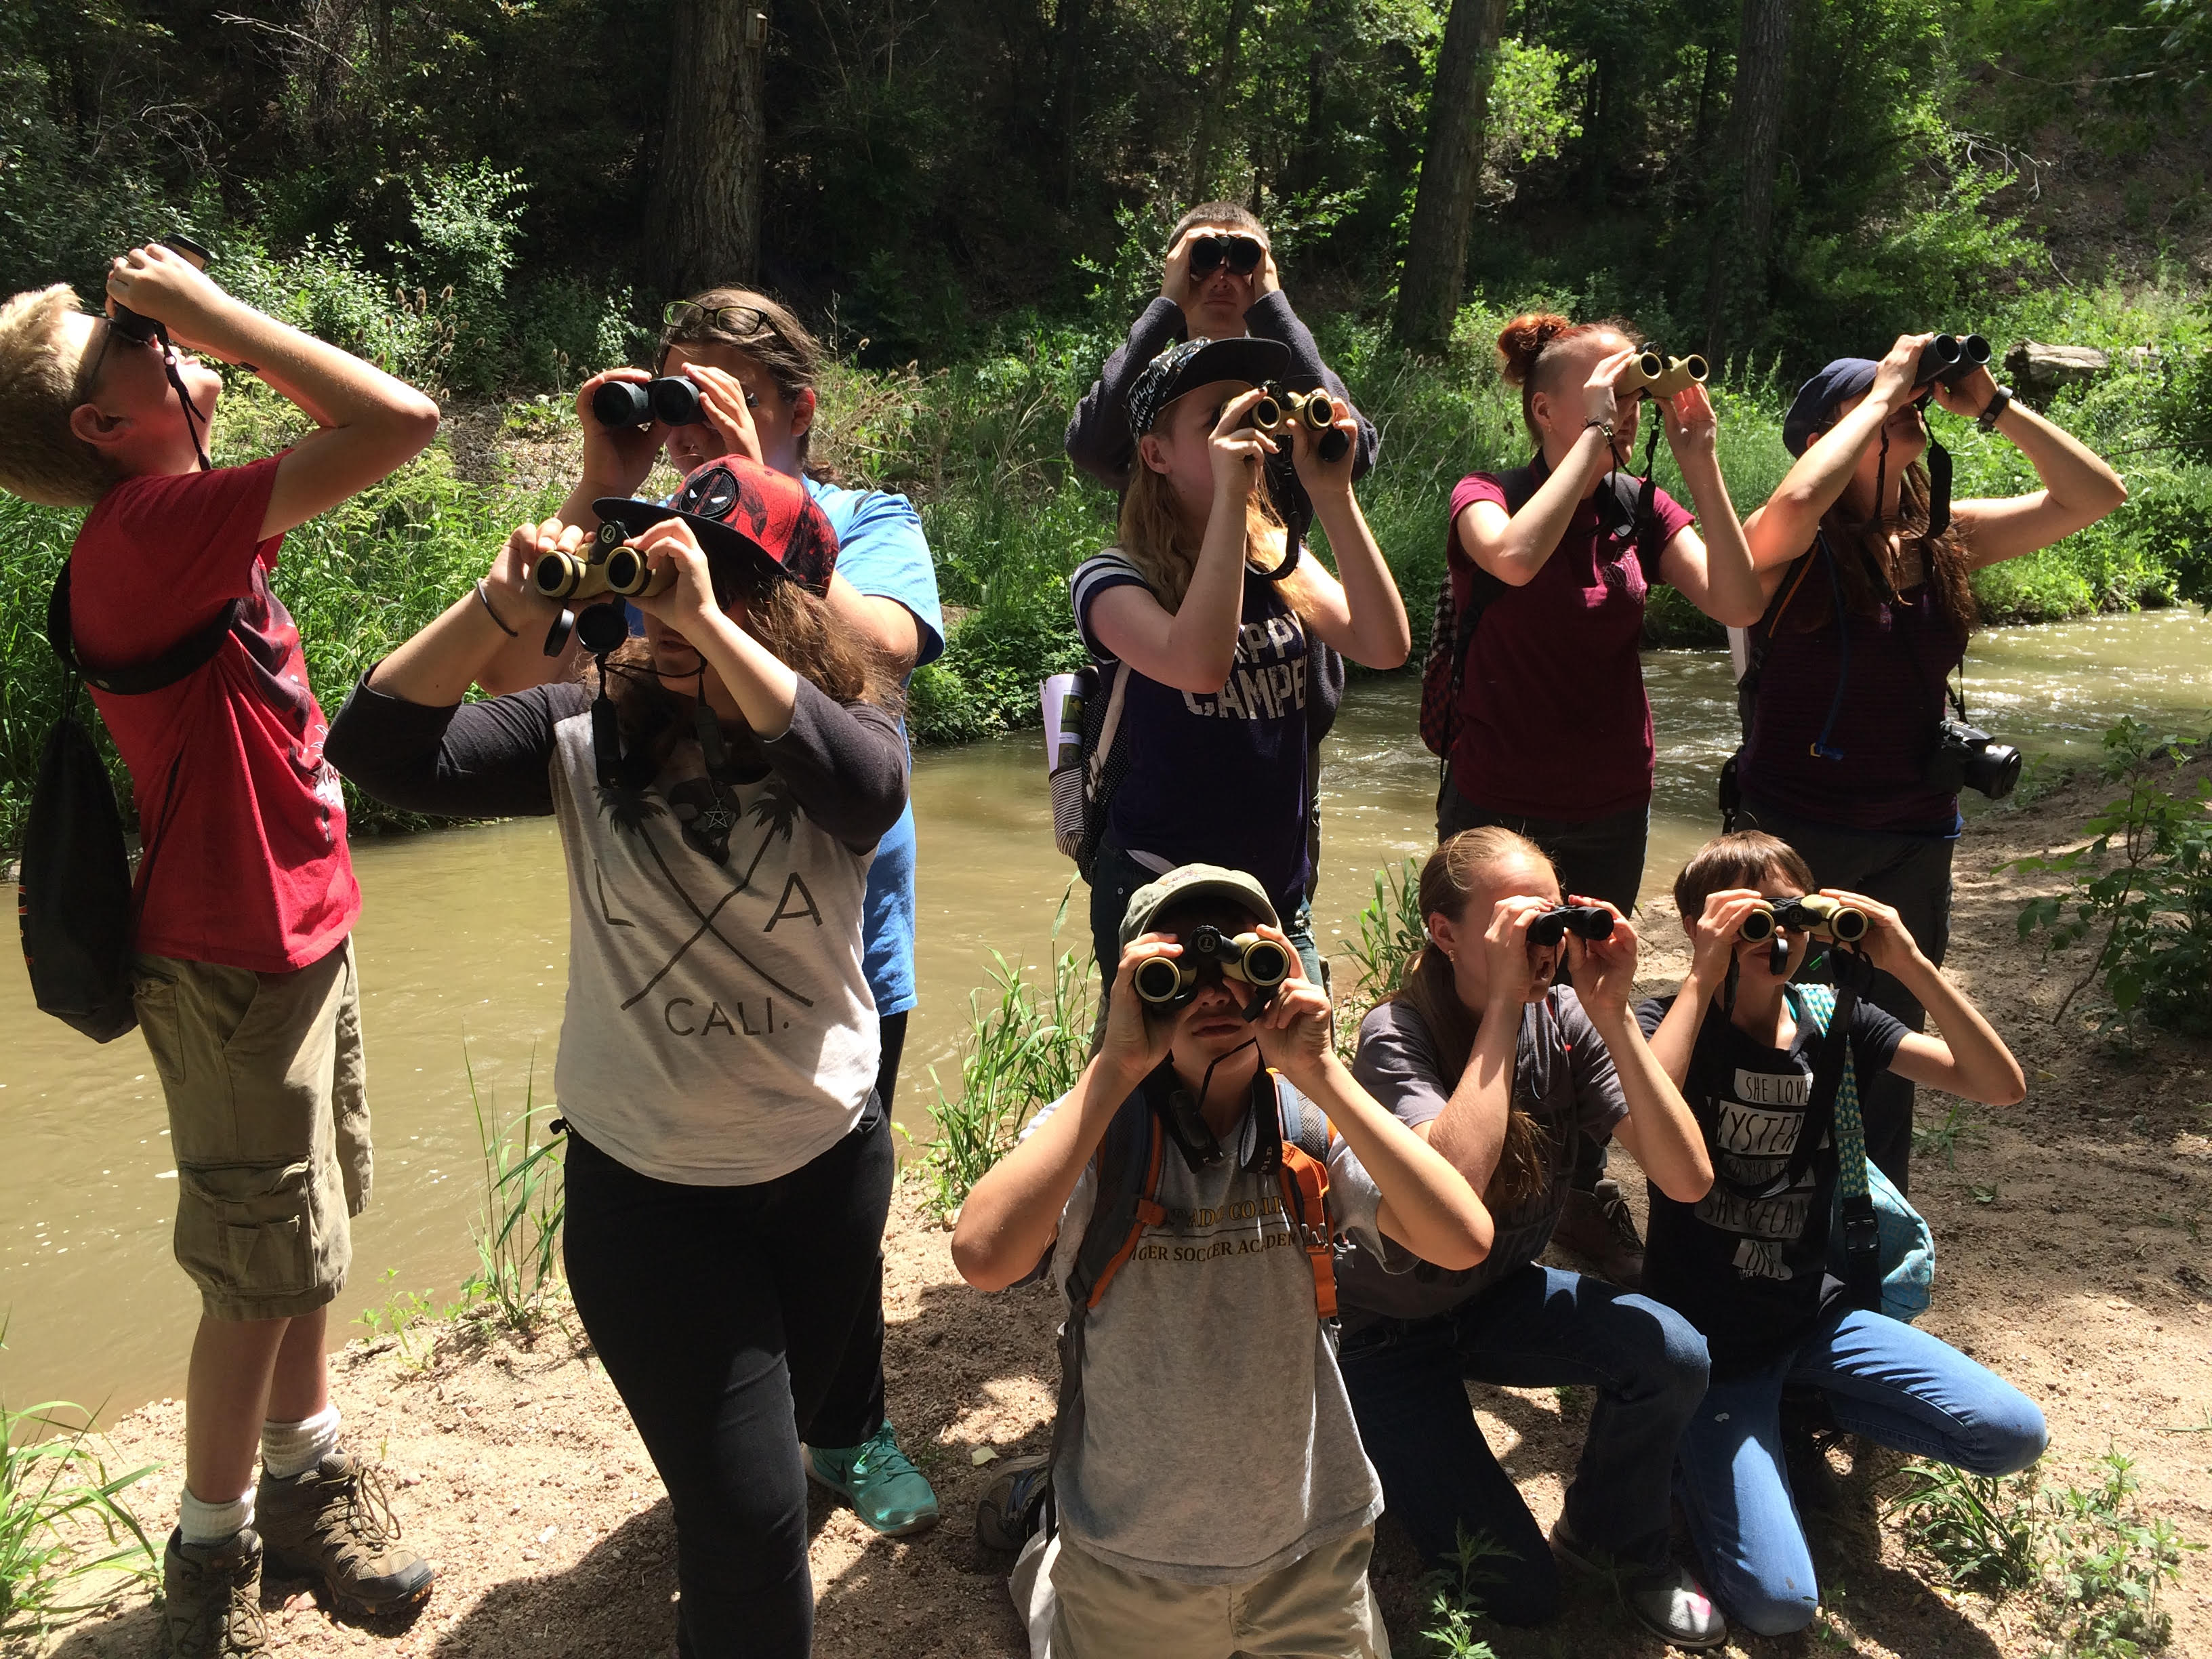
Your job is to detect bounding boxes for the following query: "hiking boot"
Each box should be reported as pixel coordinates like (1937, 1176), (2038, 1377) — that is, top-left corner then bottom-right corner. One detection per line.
(1551, 1519), (1727, 1650)
(1551, 1176), (1645, 1288)
(161, 1526), (268, 1658)
(974, 1454), (1054, 1553)
(804, 1420), (940, 1537)
(257, 1452), (435, 1617)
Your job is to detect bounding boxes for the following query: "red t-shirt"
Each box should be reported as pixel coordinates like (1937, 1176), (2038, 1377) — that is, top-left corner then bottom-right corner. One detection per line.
(70, 459), (359, 972)
(1444, 469), (1695, 821)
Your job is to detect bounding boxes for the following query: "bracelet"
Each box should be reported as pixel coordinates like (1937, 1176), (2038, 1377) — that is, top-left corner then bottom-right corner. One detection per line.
(1583, 417), (1614, 442)
(475, 579), (518, 638)
(1978, 385), (2013, 432)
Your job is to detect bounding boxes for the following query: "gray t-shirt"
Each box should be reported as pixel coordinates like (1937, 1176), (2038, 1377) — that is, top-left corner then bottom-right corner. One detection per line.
(1031, 1078), (1389, 1583)
(1335, 990), (1626, 1321)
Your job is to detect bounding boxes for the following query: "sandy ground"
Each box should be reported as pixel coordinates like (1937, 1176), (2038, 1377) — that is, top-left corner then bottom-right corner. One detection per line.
(18, 758), (2212, 1659)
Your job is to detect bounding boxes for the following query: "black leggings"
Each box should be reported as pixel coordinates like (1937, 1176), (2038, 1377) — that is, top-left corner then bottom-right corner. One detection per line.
(564, 1104), (894, 1659)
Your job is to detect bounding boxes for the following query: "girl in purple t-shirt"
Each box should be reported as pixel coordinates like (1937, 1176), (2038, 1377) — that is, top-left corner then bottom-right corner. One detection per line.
(1437, 310), (1765, 1282)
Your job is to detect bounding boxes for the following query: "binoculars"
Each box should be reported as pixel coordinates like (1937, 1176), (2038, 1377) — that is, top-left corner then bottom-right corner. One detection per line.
(1131, 926), (1294, 1010)
(1250, 384), (1351, 463)
(1737, 895), (1870, 944)
(1620, 349), (1708, 399)
(1913, 333), (1992, 390)
(590, 375), (708, 430)
(534, 521), (674, 601)
(109, 232), (215, 344)
(1527, 905), (1614, 947)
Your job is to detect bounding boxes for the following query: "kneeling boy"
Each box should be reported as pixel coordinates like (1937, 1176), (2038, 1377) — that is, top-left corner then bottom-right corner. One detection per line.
(954, 865), (1493, 1656)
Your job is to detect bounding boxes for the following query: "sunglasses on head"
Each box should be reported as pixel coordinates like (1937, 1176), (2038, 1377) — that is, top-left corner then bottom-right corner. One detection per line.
(1187, 234), (1265, 281)
(662, 300), (769, 335)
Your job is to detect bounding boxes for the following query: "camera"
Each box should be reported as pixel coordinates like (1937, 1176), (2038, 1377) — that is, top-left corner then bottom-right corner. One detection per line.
(1249, 384), (1351, 463)
(1926, 718), (2022, 800)
(1526, 905), (1614, 946)
(1131, 926), (1294, 1010)
(1620, 349), (1708, 399)
(590, 375), (708, 430)
(108, 232), (214, 344)
(1912, 333), (1992, 390)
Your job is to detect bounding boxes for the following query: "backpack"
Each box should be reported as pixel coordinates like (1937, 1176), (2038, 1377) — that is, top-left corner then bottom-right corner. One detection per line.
(975, 1070), (1337, 1551)
(18, 563), (240, 1042)
(1418, 461), (1666, 760)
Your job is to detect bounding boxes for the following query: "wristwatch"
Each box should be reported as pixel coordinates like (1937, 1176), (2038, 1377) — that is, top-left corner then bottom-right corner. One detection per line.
(1977, 385), (2013, 432)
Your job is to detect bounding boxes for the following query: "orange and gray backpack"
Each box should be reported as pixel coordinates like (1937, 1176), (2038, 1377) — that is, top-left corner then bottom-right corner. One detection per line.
(974, 1066), (1338, 1550)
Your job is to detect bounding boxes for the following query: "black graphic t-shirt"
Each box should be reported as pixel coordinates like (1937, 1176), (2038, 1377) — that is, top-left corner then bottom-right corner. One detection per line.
(1073, 550), (1313, 917)
(1634, 991), (1907, 1376)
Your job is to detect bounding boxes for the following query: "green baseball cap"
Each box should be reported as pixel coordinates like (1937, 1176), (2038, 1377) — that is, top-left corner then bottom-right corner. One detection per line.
(1120, 864), (1280, 951)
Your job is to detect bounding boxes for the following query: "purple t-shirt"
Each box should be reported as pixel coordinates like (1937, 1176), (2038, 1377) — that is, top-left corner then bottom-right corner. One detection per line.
(1071, 552), (1313, 917)
(1444, 469), (1694, 821)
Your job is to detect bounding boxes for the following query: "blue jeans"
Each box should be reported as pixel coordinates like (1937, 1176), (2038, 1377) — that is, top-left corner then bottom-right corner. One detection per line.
(1676, 1306), (2047, 1637)
(1337, 1264), (1710, 1626)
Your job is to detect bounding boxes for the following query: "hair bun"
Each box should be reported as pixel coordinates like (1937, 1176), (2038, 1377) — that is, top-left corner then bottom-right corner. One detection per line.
(1495, 311), (1576, 386)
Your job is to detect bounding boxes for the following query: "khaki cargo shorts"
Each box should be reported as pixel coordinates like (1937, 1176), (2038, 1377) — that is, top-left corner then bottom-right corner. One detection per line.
(132, 937), (371, 1321)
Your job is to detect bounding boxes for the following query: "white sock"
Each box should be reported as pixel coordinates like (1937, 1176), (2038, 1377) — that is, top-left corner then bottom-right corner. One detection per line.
(180, 1485), (255, 1547)
(260, 1404), (342, 1480)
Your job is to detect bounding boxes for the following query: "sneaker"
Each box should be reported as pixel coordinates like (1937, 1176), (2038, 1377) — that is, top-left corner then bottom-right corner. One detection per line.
(974, 1453), (1053, 1552)
(804, 1420), (941, 1537)
(1551, 1519), (1727, 1650)
(257, 1452), (436, 1617)
(1551, 1176), (1645, 1288)
(161, 1526), (268, 1658)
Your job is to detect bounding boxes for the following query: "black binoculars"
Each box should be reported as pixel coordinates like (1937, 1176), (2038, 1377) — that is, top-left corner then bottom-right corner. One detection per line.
(1527, 905), (1615, 946)
(108, 233), (214, 344)
(1738, 895), (1870, 944)
(1248, 384), (1350, 463)
(1620, 349), (1707, 399)
(1131, 926), (1294, 1010)
(1912, 333), (1992, 390)
(590, 375), (709, 430)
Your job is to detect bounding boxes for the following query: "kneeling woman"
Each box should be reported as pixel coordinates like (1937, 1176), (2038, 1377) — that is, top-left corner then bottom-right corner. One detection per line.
(1641, 832), (2044, 1636)
(327, 459), (906, 1659)
(1333, 829), (1727, 1648)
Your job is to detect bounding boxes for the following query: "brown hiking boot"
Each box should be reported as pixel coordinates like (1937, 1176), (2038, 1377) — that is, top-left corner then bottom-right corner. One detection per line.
(1551, 1176), (1645, 1288)
(257, 1452), (435, 1617)
(161, 1526), (268, 1658)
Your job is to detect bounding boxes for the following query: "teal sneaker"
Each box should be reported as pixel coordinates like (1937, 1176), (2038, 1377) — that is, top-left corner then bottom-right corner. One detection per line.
(804, 1420), (941, 1537)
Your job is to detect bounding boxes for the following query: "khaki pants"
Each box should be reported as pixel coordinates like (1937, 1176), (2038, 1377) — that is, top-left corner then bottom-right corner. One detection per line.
(1011, 1525), (1391, 1659)
(132, 938), (370, 1320)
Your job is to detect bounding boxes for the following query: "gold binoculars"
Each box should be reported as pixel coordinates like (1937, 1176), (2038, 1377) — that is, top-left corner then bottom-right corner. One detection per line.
(1620, 348), (1708, 399)
(1132, 927), (1295, 1007)
(1250, 385), (1337, 436)
(1738, 895), (1870, 945)
(533, 522), (674, 601)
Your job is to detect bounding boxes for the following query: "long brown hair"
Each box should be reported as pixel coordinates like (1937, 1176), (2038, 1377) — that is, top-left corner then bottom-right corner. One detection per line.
(1496, 310), (1640, 444)
(1391, 827), (1557, 1206)
(658, 286), (825, 467)
(1115, 405), (1321, 621)
(1779, 421), (1978, 637)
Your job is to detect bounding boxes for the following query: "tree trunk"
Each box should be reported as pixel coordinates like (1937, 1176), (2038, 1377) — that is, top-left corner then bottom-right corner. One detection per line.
(1188, 0), (1256, 199)
(649, 0), (770, 295)
(1052, 0), (1094, 205)
(1391, 0), (1509, 352)
(1702, 0), (1794, 359)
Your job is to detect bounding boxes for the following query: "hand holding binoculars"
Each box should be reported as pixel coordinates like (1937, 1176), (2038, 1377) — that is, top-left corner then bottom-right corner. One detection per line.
(1912, 333), (1992, 390)
(533, 520), (676, 602)
(1248, 384), (1351, 463)
(1131, 926), (1295, 1016)
(590, 375), (709, 430)
(1736, 895), (1870, 944)
(1619, 348), (1708, 400)
(1526, 905), (1615, 947)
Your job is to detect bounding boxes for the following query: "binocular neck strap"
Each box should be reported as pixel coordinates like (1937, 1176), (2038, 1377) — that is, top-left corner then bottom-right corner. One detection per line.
(147, 323), (212, 472)
(1808, 534), (1849, 762)
(590, 655), (626, 792)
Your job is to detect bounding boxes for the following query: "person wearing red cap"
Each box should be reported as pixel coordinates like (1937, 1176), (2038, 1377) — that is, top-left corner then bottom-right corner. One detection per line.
(325, 457), (911, 1659)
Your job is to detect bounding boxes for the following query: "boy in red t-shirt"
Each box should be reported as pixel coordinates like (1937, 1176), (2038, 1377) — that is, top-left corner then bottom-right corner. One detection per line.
(0, 248), (441, 1656)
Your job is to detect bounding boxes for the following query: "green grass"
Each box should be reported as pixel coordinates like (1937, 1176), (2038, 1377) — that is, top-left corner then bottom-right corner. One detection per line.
(462, 1047), (567, 1338)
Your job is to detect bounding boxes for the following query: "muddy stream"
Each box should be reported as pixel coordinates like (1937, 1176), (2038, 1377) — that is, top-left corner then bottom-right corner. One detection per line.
(3, 609), (2208, 1416)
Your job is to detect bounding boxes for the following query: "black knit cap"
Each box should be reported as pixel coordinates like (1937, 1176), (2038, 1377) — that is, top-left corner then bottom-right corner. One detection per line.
(1126, 336), (1293, 436)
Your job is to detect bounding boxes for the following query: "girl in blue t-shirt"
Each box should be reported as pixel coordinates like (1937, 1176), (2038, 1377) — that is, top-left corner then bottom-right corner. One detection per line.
(1072, 335), (1410, 983)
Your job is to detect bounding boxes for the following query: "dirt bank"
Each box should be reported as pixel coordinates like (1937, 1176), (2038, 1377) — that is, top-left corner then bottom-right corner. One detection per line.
(22, 760), (2212, 1659)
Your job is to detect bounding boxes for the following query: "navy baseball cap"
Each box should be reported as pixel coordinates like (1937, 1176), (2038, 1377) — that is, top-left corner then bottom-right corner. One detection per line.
(1783, 359), (1881, 457)
(1126, 336), (1293, 436)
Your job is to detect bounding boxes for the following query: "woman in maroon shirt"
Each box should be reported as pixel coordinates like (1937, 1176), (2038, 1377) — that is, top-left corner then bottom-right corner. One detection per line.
(1734, 334), (2125, 1191)
(1439, 311), (1765, 1282)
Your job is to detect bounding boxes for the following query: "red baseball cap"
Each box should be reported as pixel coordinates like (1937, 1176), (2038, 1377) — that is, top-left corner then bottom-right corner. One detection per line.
(595, 454), (840, 599)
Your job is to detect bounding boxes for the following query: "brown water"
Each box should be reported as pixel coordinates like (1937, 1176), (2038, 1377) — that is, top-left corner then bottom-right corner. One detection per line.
(4, 607), (2208, 1416)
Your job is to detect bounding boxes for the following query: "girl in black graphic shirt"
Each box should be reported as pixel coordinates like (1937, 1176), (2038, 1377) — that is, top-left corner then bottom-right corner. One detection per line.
(1636, 832), (2043, 1637)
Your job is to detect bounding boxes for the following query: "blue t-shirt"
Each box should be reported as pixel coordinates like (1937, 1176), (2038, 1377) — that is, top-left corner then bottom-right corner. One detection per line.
(1071, 551), (1312, 918)
(806, 476), (945, 1020)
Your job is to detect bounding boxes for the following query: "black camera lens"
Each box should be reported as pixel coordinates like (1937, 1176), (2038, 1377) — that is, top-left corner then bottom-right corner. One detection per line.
(1965, 740), (2023, 800)
(590, 380), (654, 428)
(1132, 955), (1191, 1006)
(650, 375), (706, 426)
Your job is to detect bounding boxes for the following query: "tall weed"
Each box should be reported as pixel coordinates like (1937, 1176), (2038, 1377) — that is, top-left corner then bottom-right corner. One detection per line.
(463, 1050), (567, 1336)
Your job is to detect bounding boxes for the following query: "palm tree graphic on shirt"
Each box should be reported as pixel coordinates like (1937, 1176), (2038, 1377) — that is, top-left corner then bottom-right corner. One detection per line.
(597, 777), (817, 1012)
